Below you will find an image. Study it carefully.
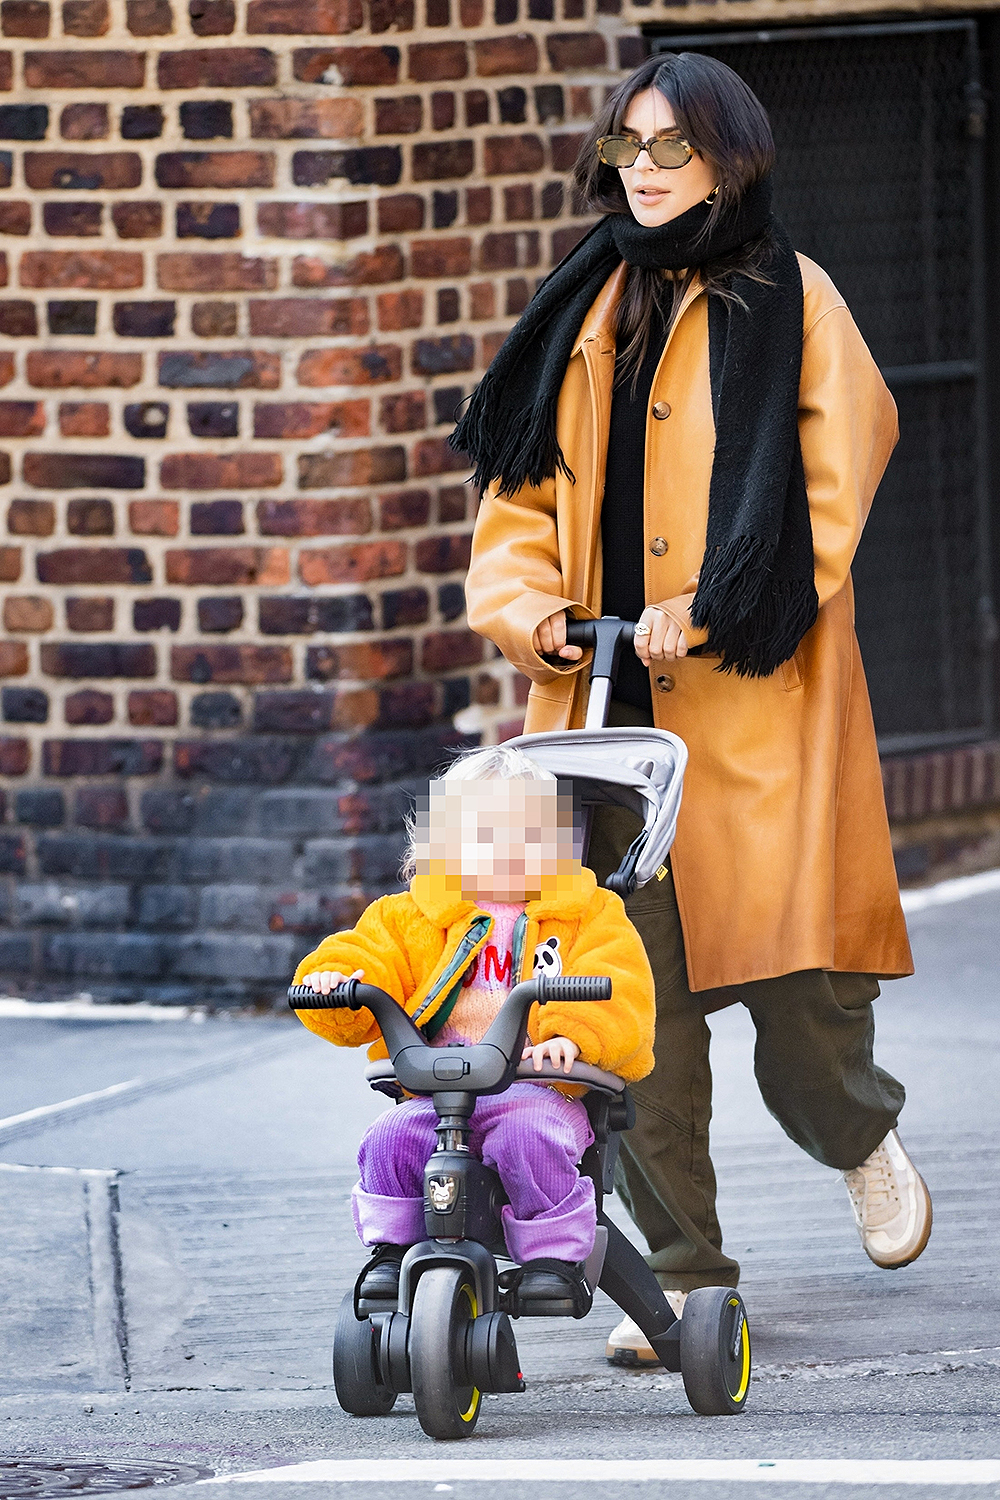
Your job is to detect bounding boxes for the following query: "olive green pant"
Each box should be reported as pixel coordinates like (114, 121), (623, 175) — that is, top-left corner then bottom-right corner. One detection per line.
(588, 702), (906, 1291)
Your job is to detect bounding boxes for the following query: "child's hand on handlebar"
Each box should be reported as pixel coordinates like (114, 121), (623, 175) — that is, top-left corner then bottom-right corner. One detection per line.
(303, 968), (363, 995)
(522, 1036), (581, 1074)
(533, 612), (583, 662)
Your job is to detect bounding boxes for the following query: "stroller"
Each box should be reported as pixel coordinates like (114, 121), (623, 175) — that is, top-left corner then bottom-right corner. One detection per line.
(288, 616), (751, 1438)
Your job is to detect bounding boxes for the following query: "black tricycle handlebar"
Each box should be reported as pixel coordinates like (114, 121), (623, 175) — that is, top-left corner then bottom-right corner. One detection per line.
(287, 975), (611, 1097)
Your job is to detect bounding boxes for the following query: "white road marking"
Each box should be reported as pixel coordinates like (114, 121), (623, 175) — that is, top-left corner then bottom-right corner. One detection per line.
(900, 865), (1000, 913)
(203, 1459), (1000, 1485)
(0, 1078), (142, 1132)
(0, 996), (203, 1021)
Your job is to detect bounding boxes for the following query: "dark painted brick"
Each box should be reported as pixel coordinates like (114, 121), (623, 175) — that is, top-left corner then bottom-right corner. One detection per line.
(23, 453), (145, 489)
(197, 595), (243, 632)
(292, 146), (400, 187)
(258, 592), (372, 634)
(190, 690), (242, 728)
(113, 300), (175, 337)
(0, 103), (48, 139)
(133, 596), (181, 631)
(47, 297), (98, 333)
(190, 498), (243, 534)
(140, 790), (195, 834)
(15, 787), (64, 825)
(187, 401), (238, 439)
(76, 783), (129, 828)
(66, 497), (114, 536)
(0, 933), (32, 969)
(438, 580), (465, 621)
(40, 641), (156, 678)
(3, 685), (48, 721)
(41, 737), (162, 775)
(176, 201), (239, 239)
(173, 736), (301, 783)
(179, 99), (232, 140)
(381, 585), (428, 628)
(412, 334), (474, 375)
(137, 883), (196, 929)
(36, 547), (152, 584)
(124, 401), (169, 438)
(37, 833), (172, 880)
(120, 103), (162, 139)
(252, 689), (335, 733)
(65, 687), (113, 723)
(44, 931), (166, 979)
(0, 832), (26, 873)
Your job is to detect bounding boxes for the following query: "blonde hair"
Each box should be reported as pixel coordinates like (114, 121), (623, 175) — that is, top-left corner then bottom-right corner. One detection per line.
(401, 742), (559, 879)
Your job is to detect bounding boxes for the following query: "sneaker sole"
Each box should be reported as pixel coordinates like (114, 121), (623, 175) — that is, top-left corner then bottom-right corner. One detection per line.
(606, 1346), (661, 1368)
(864, 1171), (933, 1269)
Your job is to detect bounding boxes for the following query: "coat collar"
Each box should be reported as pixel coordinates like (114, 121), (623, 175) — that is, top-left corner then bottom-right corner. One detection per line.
(571, 261), (705, 358)
(409, 860), (598, 928)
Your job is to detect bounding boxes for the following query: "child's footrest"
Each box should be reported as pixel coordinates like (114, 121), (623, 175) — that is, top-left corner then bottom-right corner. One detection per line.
(499, 1259), (593, 1320)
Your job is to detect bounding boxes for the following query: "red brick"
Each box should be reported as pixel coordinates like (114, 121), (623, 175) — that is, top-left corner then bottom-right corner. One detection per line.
(20, 250), (143, 288)
(416, 532), (472, 573)
(65, 596), (114, 632)
(257, 200), (367, 241)
(157, 47), (276, 88)
(546, 30), (605, 68)
(480, 229), (539, 269)
(191, 300), (237, 336)
(35, 547), (151, 584)
(411, 236), (471, 277)
(466, 185), (492, 224)
(412, 140), (473, 180)
(63, 0), (110, 35)
(160, 452), (283, 490)
(43, 202), (102, 237)
(111, 201), (163, 239)
(412, 436), (470, 475)
(67, 498), (114, 536)
(188, 0), (233, 34)
(307, 638), (412, 681)
(0, 642), (28, 676)
(25, 453), (143, 488)
(0, 545), (21, 580)
(126, 0), (172, 31)
(156, 152), (274, 190)
(129, 499), (178, 536)
(165, 546), (288, 585)
(157, 252), (277, 292)
(438, 485), (466, 523)
(377, 193), (423, 233)
(257, 496), (370, 535)
(0, 737), (29, 771)
(59, 400), (109, 437)
(4, 593), (52, 630)
(128, 688), (177, 726)
(408, 40), (465, 80)
(292, 244), (403, 287)
(369, 0), (412, 30)
(158, 349), (279, 388)
(60, 102), (110, 139)
(8, 498), (54, 535)
(65, 688), (114, 724)
(0, 400), (43, 436)
(376, 288), (423, 330)
(474, 33), (537, 74)
(172, 643), (291, 684)
(293, 43), (397, 83)
(379, 487), (430, 529)
(297, 345), (402, 387)
(2, 1), (50, 37)
(248, 296), (367, 337)
(380, 391), (425, 433)
(422, 628), (482, 671)
(253, 398), (369, 439)
(250, 97), (360, 137)
(375, 95), (421, 133)
(484, 134), (544, 174)
(23, 50), (144, 86)
(247, 0), (358, 28)
(551, 223), (588, 261)
(431, 90), (455, 129)
(0, 202), (30, 234)
(0, 51), (10, 88)
(298, 445), (405, 489)
(300, 540), (405, 585)
(504, 182), (534, 220)
(27, 352), (142, 387)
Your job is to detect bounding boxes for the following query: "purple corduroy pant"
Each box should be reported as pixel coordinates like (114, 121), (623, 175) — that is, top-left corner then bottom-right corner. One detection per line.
(353, 1081), (597, 1262)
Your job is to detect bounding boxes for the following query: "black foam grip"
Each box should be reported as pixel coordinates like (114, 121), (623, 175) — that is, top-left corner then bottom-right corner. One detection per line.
(537, 976), (612, 1004)
(287, 979), (362, 1011)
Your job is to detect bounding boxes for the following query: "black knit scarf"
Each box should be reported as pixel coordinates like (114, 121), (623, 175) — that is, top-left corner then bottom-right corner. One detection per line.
(450, 179), (818, 678)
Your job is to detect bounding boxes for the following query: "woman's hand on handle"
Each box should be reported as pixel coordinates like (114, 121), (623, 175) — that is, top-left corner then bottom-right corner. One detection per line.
(532, 611), (583, 662)
(634, 607), (688, 666)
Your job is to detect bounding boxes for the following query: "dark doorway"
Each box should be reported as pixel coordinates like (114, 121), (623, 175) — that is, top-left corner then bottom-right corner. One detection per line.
(652, 20), (997, 750)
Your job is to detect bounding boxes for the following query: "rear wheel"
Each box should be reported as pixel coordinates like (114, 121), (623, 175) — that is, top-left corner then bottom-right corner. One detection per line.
(409, 1265), (483, 1439)
(332, 1290), (397, 1416)
(679, 1287), (751, 1415)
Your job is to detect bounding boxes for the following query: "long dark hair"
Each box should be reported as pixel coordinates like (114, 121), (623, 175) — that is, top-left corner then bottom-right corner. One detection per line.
(574, 52), (776, 383)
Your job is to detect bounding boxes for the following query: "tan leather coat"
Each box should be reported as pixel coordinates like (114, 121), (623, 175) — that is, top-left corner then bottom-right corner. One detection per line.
(465, 256), (913, 993)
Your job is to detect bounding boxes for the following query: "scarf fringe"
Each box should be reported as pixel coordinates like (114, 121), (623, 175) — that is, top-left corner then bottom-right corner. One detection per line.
(452, 384), (574, 495)
(693, 550), (818, 678)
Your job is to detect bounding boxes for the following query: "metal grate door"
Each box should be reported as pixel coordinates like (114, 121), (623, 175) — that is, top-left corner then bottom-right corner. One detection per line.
(653, 21), (997, 749)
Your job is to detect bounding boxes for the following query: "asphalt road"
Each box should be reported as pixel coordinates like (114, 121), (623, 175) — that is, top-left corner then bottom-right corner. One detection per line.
(1, 884), (998, 1500)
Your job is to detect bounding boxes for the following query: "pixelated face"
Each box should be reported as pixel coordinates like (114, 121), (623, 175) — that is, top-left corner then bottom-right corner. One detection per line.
(413, 777), (575, 901)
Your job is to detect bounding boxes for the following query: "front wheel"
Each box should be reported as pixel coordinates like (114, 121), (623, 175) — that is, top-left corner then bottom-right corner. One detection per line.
(332, 1290), (397, 1416)
(680, 1287), (751, 1415)
(409, 1265), (483, 1439)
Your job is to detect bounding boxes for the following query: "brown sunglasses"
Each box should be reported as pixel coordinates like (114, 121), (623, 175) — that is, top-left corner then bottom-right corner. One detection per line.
(596, 134), (694, 170)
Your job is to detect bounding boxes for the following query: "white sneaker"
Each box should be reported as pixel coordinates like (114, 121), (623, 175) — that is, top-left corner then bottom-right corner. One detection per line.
(842, 1129), (932, 1269)
(605, 1292), (687, 1366)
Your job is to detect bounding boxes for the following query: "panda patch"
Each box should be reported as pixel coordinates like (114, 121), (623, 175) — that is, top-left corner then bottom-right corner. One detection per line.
(532, 936), (563, 979)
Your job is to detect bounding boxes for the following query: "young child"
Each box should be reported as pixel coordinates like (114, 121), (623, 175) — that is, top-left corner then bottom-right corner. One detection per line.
(293, 743), (655, 1309)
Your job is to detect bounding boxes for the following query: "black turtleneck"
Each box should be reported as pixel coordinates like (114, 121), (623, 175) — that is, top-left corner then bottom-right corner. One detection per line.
(600, 304), (669, 714)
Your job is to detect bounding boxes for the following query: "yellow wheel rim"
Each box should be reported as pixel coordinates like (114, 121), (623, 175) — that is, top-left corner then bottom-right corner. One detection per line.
(728, 1297), (751, 1404)
(458, 1284), (481, 1423)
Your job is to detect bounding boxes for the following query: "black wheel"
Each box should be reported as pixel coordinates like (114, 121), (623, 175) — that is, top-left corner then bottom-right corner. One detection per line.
(409, 1265), (483, 1439)
(679, 1287), (751, 1415)
(332, 1290), (397, 1416)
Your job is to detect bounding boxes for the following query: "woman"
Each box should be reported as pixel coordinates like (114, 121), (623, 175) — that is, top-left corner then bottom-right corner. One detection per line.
(459, 51), (932, 1364)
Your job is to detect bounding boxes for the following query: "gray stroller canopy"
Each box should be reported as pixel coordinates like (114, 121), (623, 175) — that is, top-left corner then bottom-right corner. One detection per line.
(505, 727), (687, 895)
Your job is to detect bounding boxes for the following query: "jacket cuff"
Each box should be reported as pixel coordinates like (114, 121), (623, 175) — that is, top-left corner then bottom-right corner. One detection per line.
(651, 594), (711, 650)
(497, 591), (597, 684)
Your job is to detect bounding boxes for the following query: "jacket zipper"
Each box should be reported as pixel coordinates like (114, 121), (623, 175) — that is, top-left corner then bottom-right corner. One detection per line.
(412, 913), (492, 1031)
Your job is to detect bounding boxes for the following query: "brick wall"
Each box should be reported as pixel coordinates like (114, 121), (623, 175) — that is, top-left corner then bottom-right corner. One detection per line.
(0, 0), (640, 1001)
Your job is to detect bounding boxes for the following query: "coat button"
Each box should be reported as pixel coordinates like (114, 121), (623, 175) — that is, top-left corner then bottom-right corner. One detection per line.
(652, 401), (672, 420)
(649, 536), (669, 556)
(655, 674), (675, 693)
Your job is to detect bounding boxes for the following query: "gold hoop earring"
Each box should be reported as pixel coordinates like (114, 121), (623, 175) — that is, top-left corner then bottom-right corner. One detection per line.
(705, 184), (720, 203)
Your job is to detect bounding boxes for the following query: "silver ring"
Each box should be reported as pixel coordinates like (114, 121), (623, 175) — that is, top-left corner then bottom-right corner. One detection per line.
(633, 621), (652, 636)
